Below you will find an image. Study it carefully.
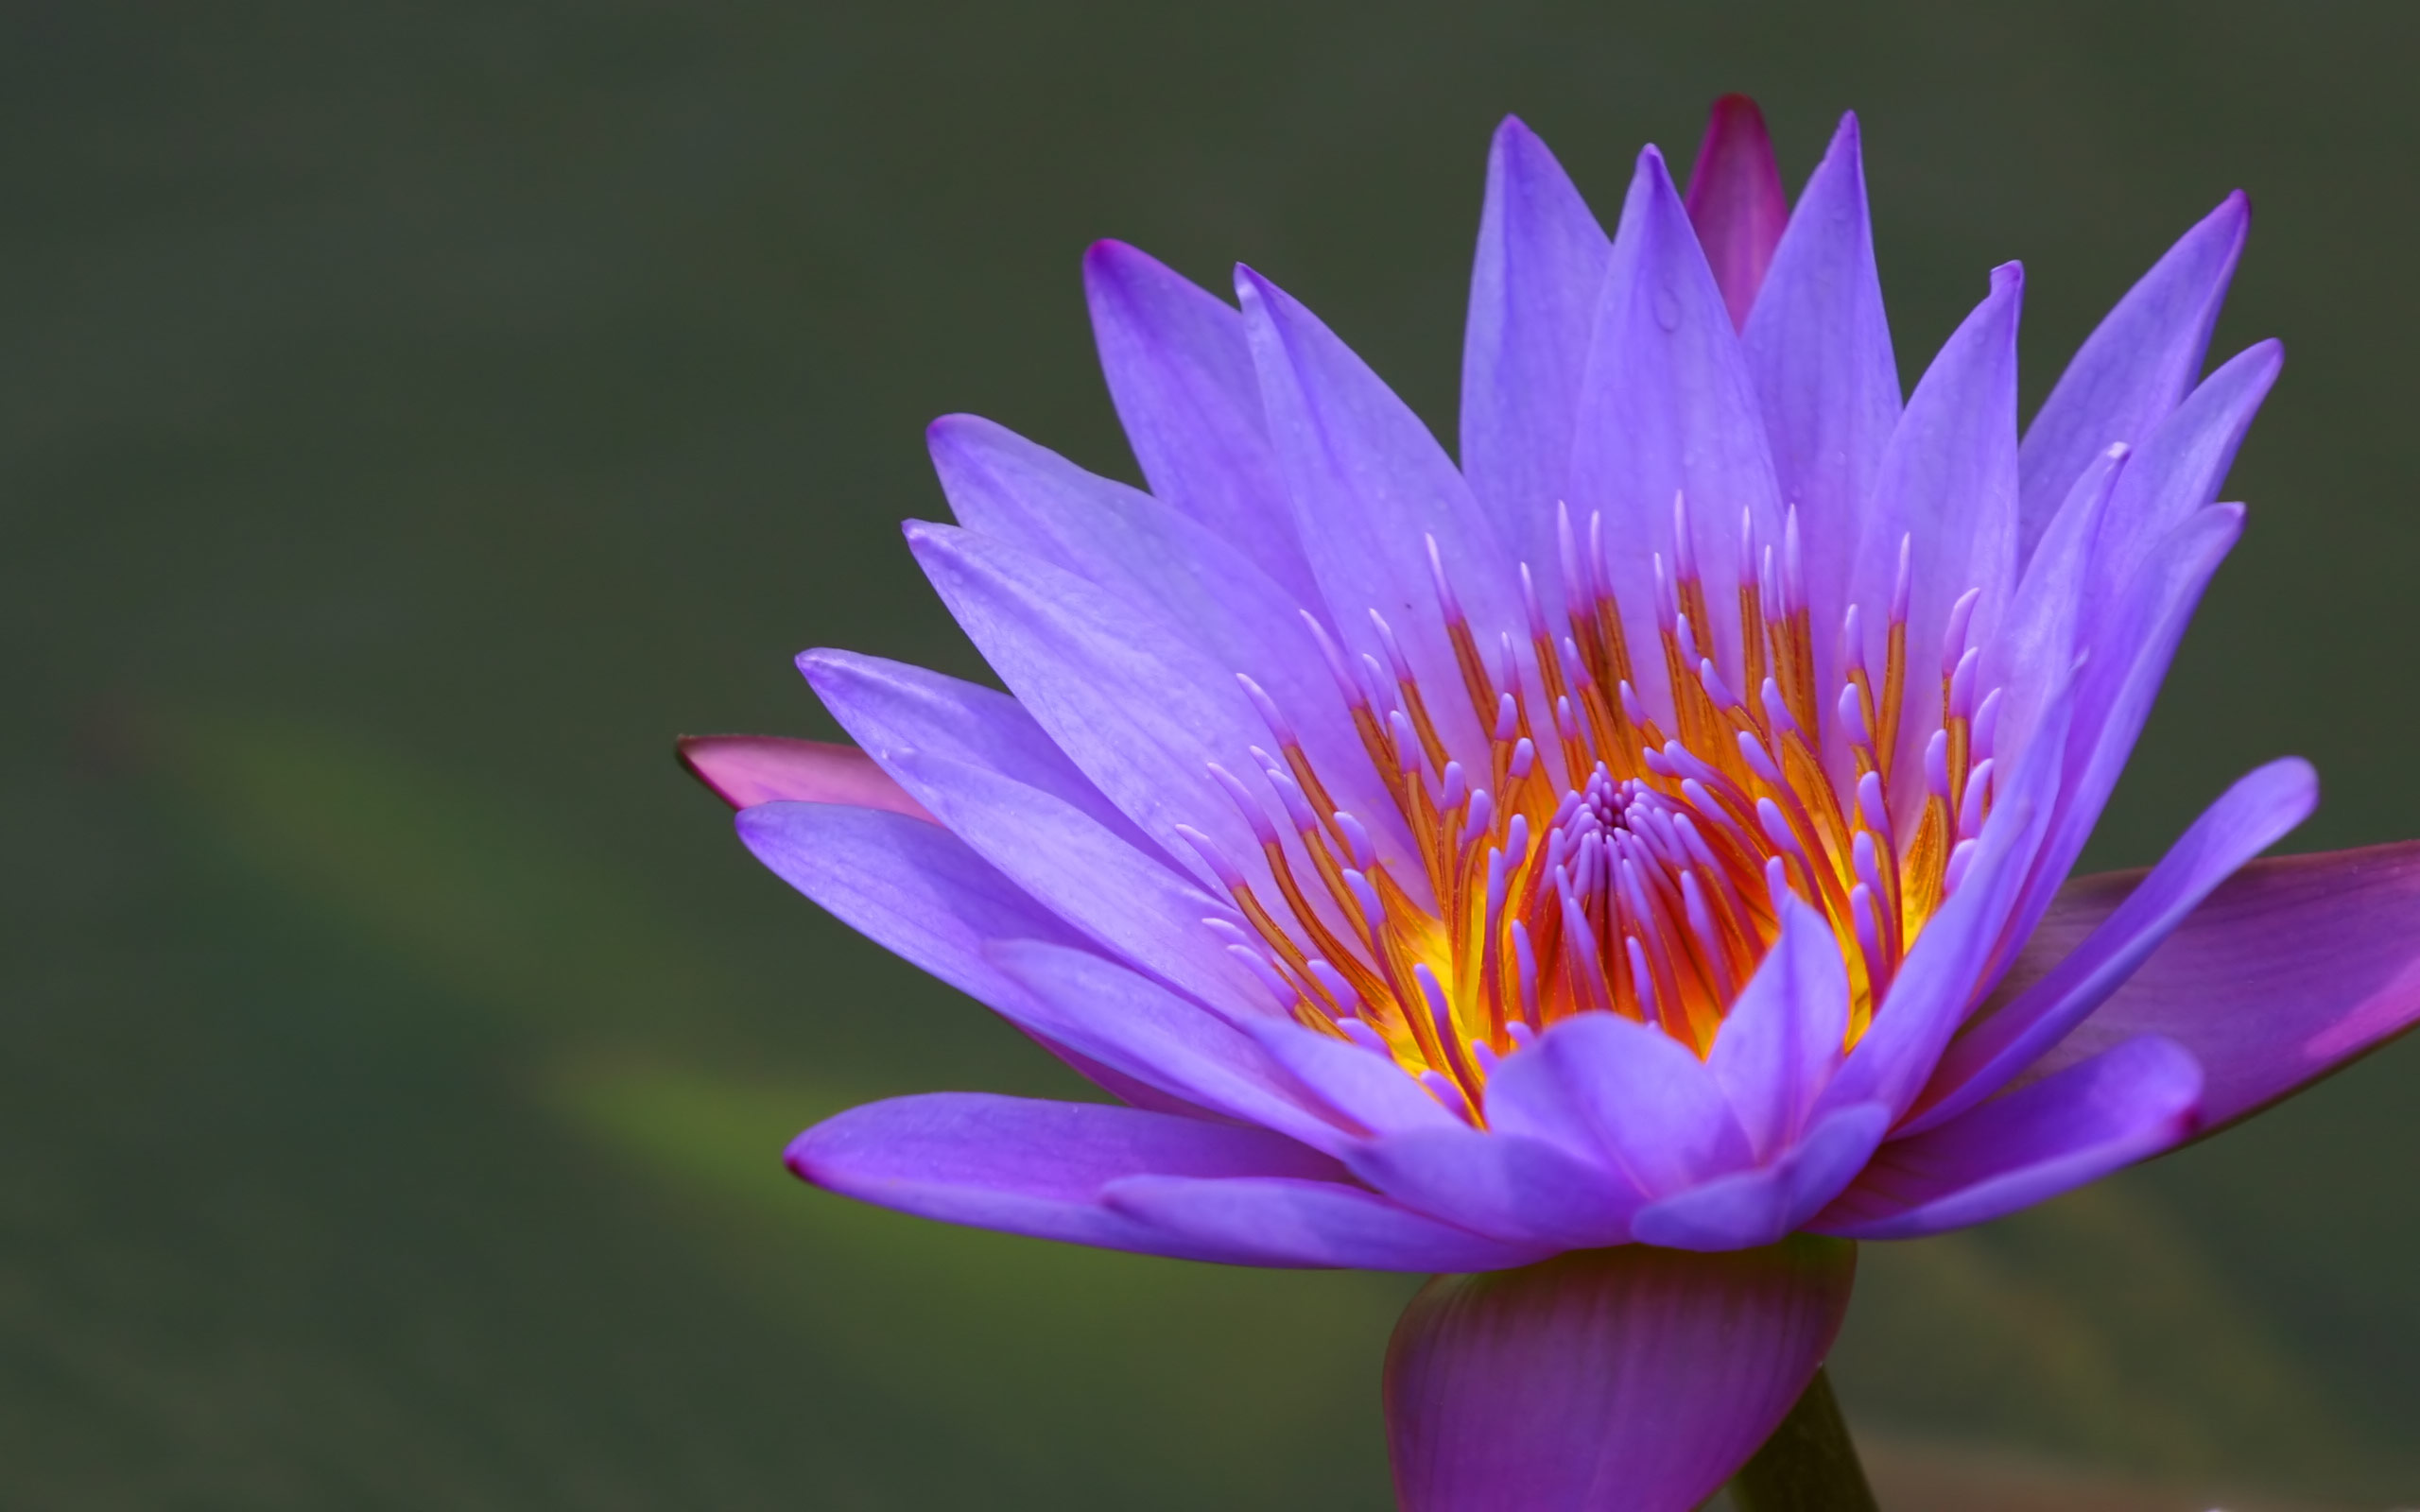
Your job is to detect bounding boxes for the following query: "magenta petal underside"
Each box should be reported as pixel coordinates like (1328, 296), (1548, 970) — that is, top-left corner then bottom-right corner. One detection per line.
(678, 733), (933, 818)
(2024, 840), (2420, 1128)
(1683, 94), (1789, 331)
(1385, 1238), (1858, 1512)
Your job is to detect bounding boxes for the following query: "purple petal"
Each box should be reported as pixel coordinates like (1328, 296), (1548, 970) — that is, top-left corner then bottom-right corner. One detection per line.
(1854, 263), (2022, 816)
(678, 733), (934, 819)
(904, 520), (1282, 888)
(1342, 1125), (1644, 1248)
(1983, 441), (2128, 770)
(1488, 1011), (1753, 1195)
(1237, 265), (1522, 765)
(1628, 1102), (1891, 1251)
(2011, 503), (2246, 951)
(734, 800), (1211, 1117)
(1814, 1035), (2201, 1240)
(925, 413), (1411, 866)
(1905, 756), (2316, 1133)
(2079, 340), (2281, 644)
(800, 648), (1150, 849)
(1100, 1174), (1551, 1272)
(1461, 115), (1612, 595)
(788, 1091), (1344, 1263)
(1705, 896), (1851, 1159)
(2017, 193), (2250, 560)
(1237, 1016), (1465, 1138)
(738, 800), (1094, 1005)
(1683, 94), (1789, 331)
(2025, 840), (2420, 1129)
(882, 746), (1260, 1018)
(1084, 239), (1322, 606)
(1384, 1238), (1858, 1512)
(987, 939), (1352, 1152)
(1740, 112), (1900, 717)
(1567, 146), (1785, 709)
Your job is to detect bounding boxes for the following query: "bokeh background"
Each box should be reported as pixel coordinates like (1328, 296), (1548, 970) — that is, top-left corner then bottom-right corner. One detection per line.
(6, 3), (2418, 1507)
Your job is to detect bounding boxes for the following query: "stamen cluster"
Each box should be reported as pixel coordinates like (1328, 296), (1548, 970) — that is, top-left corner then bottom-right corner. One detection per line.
(1184, 496), (2001, 1122)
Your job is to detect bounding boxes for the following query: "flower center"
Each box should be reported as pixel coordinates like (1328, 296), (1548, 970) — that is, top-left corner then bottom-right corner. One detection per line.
(1184, 498), (1998, 1122)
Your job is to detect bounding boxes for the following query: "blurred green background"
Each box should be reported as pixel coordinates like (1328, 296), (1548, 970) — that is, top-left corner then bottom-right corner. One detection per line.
(4, 2), (2417, 1507)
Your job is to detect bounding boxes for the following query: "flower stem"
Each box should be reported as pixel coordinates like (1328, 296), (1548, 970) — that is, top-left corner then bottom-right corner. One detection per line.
(1725, 1367), (1878, 1512)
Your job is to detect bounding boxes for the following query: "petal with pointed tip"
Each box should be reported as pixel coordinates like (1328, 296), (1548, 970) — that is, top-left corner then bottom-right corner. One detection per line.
(2017, 193), (2250, 558)
(1461, 115), (1612, 591)
(801, 648), (1149, 848)
(1237, 265), (1521, 764)
(905, 520), (1280, 888)
(883, 746), (1260, 1018)
(787, 1092), (1344, 1263)
(1684, 94), (1789, 330)
(1344, 1125), (1644, 1248)
(1741, 111), (1899, 713)
(1384, 1237), (1858, 1512)
(1629, 1103), (1891, 1251)
(678, 733), (934, 819)
(1239, 1016), (1465, 1138)
(1706, 896), (1851, 1158)
(1567, 146), (1785, 706)
(1491, 1011), (1753, 1196)
(925, 413), (1409, 863)
(1854, 263), (2022, 811)
(1815, 1035), (2201, 1239)
(2079, 340), (2280, 641)
(1084, 239), (1321, 604)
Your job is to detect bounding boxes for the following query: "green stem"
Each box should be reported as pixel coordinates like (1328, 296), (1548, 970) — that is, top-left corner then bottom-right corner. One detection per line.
(1725, 1367), (1879, 1512)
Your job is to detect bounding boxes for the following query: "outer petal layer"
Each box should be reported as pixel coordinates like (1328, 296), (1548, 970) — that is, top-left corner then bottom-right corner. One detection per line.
(2025, 840), (2420, 1128)
(1384, 1237), (1858, 1512)
(678, 734), (933, 819)
(788, 1092), (1345, 1263)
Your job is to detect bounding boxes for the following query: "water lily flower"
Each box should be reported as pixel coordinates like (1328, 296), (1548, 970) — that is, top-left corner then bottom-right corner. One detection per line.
(683, 96), (2420, 1510)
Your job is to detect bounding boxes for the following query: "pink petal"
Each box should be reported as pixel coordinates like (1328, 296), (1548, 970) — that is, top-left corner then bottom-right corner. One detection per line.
(676, 733), (934, 819)
(1384, 1237), (1858, 1512)
(1683, 94), (1789, 330)
(2025, 840), (2420, 1129)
